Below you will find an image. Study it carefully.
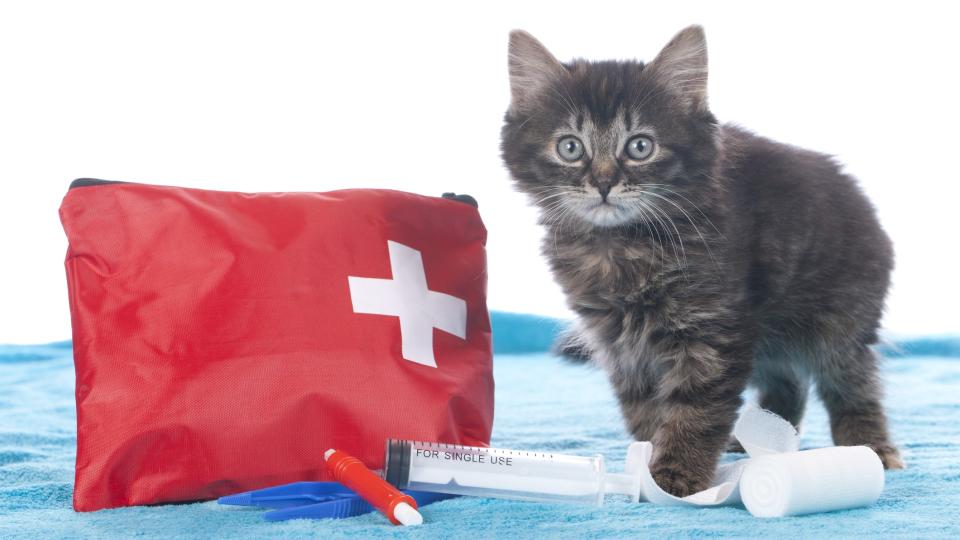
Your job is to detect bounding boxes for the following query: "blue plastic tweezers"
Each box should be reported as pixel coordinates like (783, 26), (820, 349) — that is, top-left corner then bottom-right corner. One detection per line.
(217, 481), (455, 521)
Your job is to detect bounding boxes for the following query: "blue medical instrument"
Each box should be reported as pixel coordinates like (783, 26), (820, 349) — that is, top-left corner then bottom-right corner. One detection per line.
(217, 481), (454, 521)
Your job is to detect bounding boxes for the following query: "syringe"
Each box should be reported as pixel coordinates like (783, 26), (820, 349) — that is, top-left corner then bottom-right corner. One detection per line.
(383, 440), (643, 505)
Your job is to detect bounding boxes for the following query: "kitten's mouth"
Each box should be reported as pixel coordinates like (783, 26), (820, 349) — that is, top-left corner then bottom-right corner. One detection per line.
(574, 197), (637, 227)
(588, 199), (616, 209)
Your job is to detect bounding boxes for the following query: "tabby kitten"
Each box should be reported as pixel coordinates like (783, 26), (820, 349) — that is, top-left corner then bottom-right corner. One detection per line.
(500, 26), (903, 497)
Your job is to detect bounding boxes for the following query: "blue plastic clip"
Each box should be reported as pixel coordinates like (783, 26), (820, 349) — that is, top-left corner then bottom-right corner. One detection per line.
(218, 481), (454, 522)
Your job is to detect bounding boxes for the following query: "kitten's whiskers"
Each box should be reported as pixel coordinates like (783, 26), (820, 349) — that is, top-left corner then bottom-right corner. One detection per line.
(631, 195), (687, 277)
(641, 183), (723, 238)
(625, 197), (672, 273)
(643, 190), (719, 269)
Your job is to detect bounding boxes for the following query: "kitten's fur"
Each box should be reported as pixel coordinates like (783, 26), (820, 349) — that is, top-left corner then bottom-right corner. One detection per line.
(500, 26), (903, 497)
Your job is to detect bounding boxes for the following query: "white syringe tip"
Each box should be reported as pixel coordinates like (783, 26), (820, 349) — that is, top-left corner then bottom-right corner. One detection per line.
(393, 502), (423, 526)
(323, 449), (335, 460)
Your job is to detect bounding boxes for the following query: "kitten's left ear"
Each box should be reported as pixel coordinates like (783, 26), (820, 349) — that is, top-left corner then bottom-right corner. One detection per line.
(646, 25), (710, 112)
(507, 30), (567, 114)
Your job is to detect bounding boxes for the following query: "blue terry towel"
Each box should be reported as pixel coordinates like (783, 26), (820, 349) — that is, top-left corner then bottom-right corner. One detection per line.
(2, 317), (959, 539)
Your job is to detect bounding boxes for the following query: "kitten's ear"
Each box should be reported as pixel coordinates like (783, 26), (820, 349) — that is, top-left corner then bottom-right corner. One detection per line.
(646, 25), (709, 112)
(508, 30), (567, 113)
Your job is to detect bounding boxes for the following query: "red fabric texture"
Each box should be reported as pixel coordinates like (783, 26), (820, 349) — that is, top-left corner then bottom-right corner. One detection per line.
(59, 182), (493, 512)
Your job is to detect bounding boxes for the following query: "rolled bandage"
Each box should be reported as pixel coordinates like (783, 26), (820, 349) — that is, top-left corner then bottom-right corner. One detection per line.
(740, 446), (885, 518)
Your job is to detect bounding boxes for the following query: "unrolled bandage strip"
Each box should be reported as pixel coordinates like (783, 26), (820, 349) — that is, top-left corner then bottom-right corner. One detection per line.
(627, 405), (886, 517)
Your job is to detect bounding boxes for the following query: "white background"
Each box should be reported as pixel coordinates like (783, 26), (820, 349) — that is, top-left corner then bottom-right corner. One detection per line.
(1, 1), (958, 344)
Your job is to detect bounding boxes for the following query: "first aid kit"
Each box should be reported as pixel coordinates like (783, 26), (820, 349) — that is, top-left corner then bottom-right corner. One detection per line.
(59, 179), (494, 511)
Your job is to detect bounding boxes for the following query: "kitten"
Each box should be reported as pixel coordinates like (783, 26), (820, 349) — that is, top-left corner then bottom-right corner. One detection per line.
(500, 26), (904, 497)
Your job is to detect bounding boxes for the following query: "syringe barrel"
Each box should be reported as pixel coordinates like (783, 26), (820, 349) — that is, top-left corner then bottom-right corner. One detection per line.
(384, 440), (605, 505)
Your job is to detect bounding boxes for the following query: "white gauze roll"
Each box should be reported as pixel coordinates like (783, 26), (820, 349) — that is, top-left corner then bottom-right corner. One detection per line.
(740, 446), (884, 518)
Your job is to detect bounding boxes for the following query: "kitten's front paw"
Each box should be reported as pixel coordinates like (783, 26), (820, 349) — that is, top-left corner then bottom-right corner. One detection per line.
(650, 462), (710, 498)
(874, 444), (905, 469)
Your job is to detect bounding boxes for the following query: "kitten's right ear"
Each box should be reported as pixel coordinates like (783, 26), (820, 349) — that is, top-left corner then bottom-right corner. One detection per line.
(508, 30), (567, 113)
(645, 25), (710, 112)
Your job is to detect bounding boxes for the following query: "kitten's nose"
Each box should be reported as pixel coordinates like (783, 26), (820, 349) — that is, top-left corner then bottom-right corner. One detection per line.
(590, 161), (618, 202)
(595, 181), (613, 200)
(589, 177), (617, 201)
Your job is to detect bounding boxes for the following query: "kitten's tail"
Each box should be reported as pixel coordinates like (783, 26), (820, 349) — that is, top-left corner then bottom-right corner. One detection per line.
(551, 324), (594, 364)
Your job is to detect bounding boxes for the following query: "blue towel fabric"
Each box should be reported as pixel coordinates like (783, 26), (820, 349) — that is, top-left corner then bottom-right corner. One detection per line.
(2, 335), (959, 538)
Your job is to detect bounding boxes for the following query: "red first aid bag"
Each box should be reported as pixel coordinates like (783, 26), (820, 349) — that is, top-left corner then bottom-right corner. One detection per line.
(59, 179), (494, 512)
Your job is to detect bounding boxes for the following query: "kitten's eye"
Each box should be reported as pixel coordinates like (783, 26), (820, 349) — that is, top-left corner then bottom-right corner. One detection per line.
(556, 136), (585, 162)
(625, 135), (655, 160)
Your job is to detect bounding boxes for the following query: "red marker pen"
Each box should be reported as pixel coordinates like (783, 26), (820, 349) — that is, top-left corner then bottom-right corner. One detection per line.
(324, 448), (423, 526)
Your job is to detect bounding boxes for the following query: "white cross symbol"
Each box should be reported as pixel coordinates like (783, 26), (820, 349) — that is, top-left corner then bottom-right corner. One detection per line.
(348, 240), (467, 368)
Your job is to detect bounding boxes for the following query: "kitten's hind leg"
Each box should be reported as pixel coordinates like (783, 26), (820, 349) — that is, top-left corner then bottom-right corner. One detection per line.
(816, 344), (904, 469)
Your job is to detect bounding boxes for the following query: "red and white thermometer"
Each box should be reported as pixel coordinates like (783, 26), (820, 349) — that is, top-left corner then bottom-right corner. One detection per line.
(323, 448), (423, 526)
